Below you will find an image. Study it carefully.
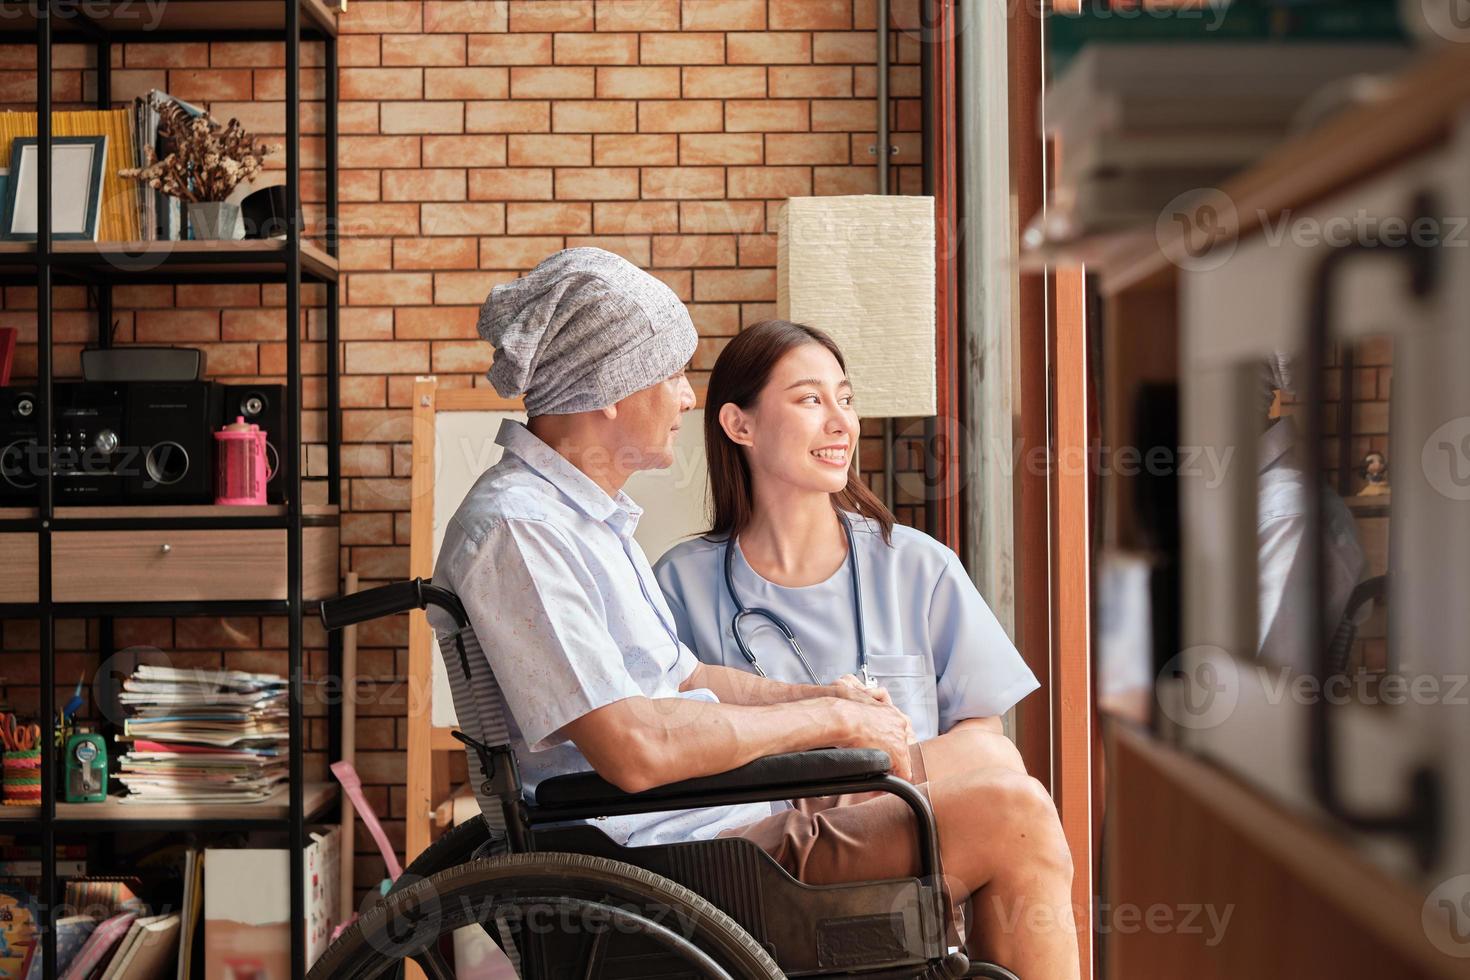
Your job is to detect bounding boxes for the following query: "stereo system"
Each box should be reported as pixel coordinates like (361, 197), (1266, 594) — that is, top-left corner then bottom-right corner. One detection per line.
(1, 382), (287, 506)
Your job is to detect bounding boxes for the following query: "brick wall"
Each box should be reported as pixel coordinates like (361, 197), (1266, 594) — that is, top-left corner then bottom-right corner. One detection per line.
(1, 0), (930, 898)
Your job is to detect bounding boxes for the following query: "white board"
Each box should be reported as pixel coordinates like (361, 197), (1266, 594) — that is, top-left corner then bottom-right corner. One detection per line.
(429, 411), (711, 727)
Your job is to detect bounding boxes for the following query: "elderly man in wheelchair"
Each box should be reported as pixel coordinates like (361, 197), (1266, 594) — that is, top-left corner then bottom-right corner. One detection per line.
(312, 250), (1078, 979)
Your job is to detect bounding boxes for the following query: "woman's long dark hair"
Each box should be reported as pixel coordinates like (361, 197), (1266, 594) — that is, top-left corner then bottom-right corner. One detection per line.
(704, 319), (895, 545)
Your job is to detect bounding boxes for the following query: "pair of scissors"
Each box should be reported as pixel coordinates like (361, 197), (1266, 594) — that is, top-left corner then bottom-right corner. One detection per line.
(0, 714), (39, 751)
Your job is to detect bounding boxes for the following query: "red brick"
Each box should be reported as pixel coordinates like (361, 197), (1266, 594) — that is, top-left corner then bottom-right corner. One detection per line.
(110, 69), (168, 103)
(394, 306), (483, 338)
(812, 99), (878, 132)
(381, 101), (465, 134)
(641, 167), (725, 199)
(197, 343), (259, 376)
(552, 100), (636, 133)
(652, 235), (737, 268)
(813, 32), (876, 64)
(768, 133), (849, 165)
(221, 309), (286, 341)
(348, 273), (434, 306)
(465, 100), (551, 132)
(341, 307), (396, 339)
(727, 32), (811, 64)
(637, 100), (721, 132)
(134, 309), (220, 343)
(340, 136), (421, 169)
(340, 169), (382, 201)
(341, 445), (394, 478)
(381, 34), (466, 66)
(167, 67), (252, 101)
(596, 66), (678, 99)
(694, 268), (775, 302)
(341, 1), (425, 33)
(564, 235), (650, 266)
(687, 302), (742, 335)
(814, 166), (878, 195)
(679, 133), (762, 165)
(393, 238), (479, 270)
(639, 33), (724, 65)
(252, 67), (327, 100)
(594, 133), (677, 166)
(383, 168), (468, 201)
(113, 285), (175, 308)
(554, 167), (639, 200)
(177, 284), (259, 307)
(209, 40), (291, 66)
(340, 377), (389, 409)
(680, 201), (766, 234)
(469, 167), (554, 200)
(650, 268), (692, 300)
(435, 271), (510, 304)
(425, 66), (510, 99)
(770, 0), (851, 29)
(431, 340), (495, 373)
(770, 66), (852, 98)
(340, 239), (395, 272)
(469, 33), (552, 64)
(509, 0), (595, 31)
(423, 134), (509, 167)
(481, 236), (568, 269)
(554, 33), (638, 65)
(341, 67), (423, 100)
(339, 35), (383, 66)
(682, 66), (765, 99)
(681, 0), (765, 30)
(424, 0), (509, 32)
(596, 0), (678, 30)
(593, 201), (680, 234)
(126, 42), (208, 68)
(340, 102), (380, 133)
(421, 202), (507, 235)
(506, 202), (592, 235)
(509, 134), (592, 166)
(511, 66), (595, 99)
(726, 100), (809, 132)
(346, 341), (430, 375)
(340, 203), (420, 236)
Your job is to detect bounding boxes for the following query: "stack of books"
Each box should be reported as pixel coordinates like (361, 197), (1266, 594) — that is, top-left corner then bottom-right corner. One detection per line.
(115, 666), (288, 805)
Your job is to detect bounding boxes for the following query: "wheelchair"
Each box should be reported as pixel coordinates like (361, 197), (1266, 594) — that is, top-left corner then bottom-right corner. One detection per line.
(311, 579), (1021, 980)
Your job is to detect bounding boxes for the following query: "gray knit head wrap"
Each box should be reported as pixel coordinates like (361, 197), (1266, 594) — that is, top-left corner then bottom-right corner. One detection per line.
(477, 248), (698, 417)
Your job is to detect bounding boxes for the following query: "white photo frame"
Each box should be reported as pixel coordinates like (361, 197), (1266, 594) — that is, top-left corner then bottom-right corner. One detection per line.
(2, 135), (108, 241)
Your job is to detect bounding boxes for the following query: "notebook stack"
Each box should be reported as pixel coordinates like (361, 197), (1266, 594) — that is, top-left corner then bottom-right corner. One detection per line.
(115, 666), (288, 805)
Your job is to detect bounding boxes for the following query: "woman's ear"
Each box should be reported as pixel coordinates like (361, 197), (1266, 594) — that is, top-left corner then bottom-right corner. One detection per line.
(718, 402), (755, 448)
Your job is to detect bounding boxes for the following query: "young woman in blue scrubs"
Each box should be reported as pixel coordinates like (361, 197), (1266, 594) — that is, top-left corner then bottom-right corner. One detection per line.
(654, 319), (1041, 780)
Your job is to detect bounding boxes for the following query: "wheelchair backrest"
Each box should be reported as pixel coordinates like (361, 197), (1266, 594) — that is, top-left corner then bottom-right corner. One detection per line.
(433, 623), (515, 827)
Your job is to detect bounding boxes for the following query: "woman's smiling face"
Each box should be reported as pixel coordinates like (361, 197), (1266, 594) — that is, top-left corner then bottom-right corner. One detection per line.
(721, 341), (858, 495)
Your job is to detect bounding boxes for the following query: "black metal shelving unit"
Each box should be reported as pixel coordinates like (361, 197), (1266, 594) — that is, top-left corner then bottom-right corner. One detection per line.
(0, 3), (343, 977)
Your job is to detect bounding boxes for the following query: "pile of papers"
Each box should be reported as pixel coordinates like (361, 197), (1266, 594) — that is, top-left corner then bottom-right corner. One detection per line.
(116, 666), (288, 805)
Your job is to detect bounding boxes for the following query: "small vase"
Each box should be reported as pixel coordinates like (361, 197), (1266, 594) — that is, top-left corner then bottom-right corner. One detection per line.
(187, 200), (243, 240)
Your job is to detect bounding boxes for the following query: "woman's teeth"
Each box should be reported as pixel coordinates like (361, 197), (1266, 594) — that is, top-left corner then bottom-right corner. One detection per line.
(812, 449), (847, 462)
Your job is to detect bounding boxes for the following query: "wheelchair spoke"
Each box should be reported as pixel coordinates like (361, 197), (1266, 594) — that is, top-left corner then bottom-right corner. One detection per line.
(580, 929), (609, 980)
(410, 937), (457, 980)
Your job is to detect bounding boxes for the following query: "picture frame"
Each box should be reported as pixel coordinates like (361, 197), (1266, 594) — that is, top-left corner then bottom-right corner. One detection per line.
(1, 135), (108, 241)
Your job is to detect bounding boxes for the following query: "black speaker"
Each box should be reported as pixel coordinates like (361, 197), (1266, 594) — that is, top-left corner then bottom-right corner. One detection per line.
(0, 387), (39, 504)
(123, 382), (220, 503)
(218, 383), (284, 503)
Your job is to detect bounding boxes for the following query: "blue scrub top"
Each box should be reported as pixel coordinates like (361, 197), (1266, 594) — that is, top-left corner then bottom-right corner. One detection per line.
(653, 516), (1039, 740)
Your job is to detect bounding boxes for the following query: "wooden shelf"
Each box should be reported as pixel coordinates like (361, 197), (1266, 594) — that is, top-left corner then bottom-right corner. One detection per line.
(0, 781), (338, 826)
(0, 0), (339, 39)
(1026, 44), (1470, 297)
(0, 240), (339, 284)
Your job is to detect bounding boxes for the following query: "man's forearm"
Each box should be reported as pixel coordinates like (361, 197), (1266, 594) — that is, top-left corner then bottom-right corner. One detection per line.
(682, 662), (829, 706)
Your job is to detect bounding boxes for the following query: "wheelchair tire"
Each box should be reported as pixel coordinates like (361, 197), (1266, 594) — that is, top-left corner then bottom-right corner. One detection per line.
(388, 816), (498, 897)
(310, 851), (784, 980)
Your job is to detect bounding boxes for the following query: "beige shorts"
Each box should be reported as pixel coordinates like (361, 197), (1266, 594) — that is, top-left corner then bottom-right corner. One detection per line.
(718, 742), (961, 941)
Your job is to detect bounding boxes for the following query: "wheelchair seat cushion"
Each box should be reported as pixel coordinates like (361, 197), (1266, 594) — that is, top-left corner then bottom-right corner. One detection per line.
(534, 747), (891, 808)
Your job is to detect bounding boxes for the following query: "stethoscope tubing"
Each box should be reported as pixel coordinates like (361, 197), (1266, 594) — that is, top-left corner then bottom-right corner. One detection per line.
(723, 511), (868, 686)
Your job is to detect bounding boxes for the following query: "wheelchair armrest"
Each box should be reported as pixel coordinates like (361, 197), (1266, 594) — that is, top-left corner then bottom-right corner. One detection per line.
(534, 747), (891, 808)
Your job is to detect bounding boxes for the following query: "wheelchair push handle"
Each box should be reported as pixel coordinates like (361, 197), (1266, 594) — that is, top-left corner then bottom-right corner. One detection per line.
(319, 578), (468, 632)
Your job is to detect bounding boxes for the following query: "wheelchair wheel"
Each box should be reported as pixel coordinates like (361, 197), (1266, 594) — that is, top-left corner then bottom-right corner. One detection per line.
(311, 851), (784, 980)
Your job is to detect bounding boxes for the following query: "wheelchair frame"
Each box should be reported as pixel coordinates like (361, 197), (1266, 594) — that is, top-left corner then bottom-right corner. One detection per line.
(316, 580), (1019, 980)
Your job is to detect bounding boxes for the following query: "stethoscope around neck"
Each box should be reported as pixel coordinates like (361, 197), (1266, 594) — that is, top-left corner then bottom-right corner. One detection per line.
(723, 510), (871, 687)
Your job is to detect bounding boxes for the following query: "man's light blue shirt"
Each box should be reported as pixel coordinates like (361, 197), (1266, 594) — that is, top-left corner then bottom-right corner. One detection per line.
(429, 419), (770, 846)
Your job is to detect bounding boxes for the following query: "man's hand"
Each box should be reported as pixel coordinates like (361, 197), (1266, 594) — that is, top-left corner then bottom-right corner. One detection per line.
(830, 698), (916, 781)
(828, 676), (916, 745)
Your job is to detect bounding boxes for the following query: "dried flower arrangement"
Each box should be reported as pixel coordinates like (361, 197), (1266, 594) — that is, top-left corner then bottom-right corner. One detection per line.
(119, 101), (273, 203)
